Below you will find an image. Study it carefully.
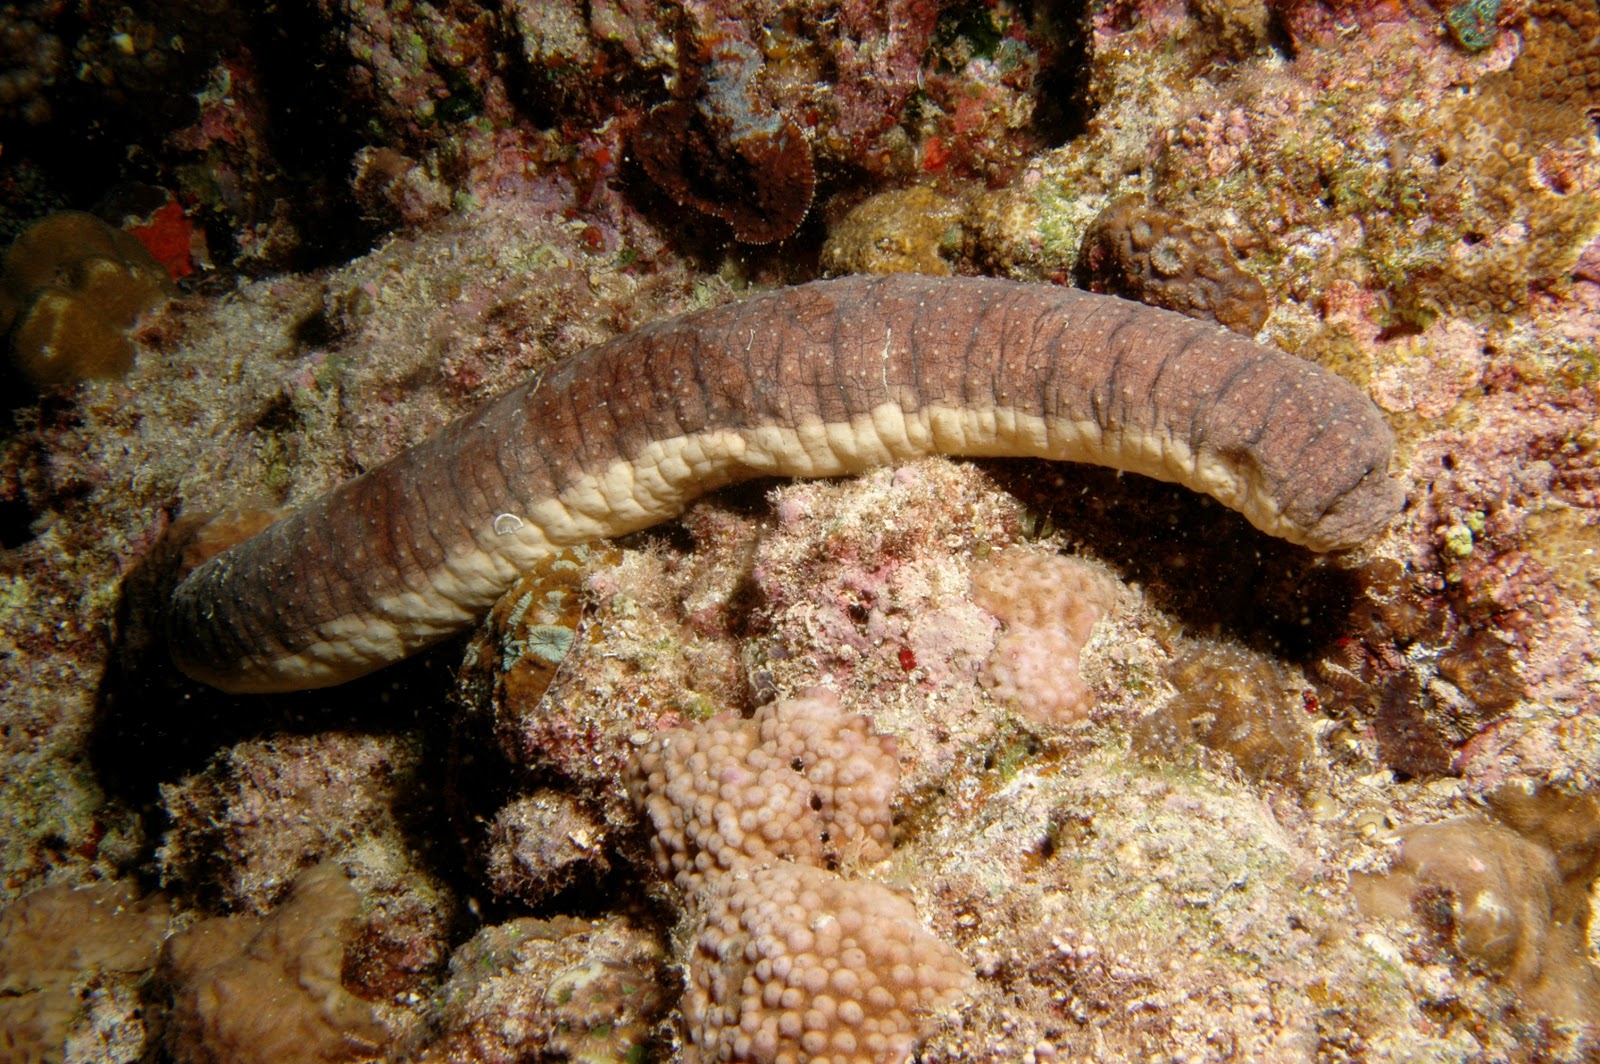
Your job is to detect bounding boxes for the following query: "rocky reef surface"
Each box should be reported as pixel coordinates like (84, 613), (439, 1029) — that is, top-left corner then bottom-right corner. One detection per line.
(1, 0), (1598, 1060)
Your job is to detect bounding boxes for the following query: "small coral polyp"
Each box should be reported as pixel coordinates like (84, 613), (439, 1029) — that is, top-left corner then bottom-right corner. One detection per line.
(1077, 195), (1269, 335)
(1135, 641), (1319, 789)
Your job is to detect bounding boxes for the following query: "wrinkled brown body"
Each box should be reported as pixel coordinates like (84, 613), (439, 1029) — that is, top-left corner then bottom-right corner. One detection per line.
(166, 275), (1402, 692)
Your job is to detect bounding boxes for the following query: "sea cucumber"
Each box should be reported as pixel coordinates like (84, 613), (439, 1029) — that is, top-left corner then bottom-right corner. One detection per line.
(165, 274), (1403, 692)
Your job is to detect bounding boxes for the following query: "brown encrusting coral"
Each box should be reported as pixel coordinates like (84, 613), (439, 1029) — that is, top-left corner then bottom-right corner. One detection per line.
(0, 880), (171, 1063)
(821, 186), (969, 277)
(1353, 784), (1600, 1022)
(1134, 640), (1322, 789)
(0, 211), (175, 384)
(159, 862), (398, 1063)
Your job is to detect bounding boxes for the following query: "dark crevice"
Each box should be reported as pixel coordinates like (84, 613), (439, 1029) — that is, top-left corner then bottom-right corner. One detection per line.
(986, 459), (1362, 665)
(1027, 0), (1098, 147)
(239, 0), (387, 269)
(0, 496), (37, 550)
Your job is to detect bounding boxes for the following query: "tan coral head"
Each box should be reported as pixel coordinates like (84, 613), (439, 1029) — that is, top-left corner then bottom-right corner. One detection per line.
(0, 211), (175, 386)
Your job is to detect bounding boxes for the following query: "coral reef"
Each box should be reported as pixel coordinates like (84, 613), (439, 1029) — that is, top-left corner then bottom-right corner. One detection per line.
(0, 9), (64, 127)
(1429, 0), (1600, 316)
(1445, 0), (1505, 51)
(334, 0), (507, 151)
(0, 211), (175, 385)
(913, 746), (1427, 1061)
(458, 534), (748, 835)
(633, 27), (815, 244)
(5, 0), (1600, 1056)
(744, 461), (1022, 796)
(153, 729), (457, 1025)
(1352, 807), (1600, 1021)
(481, 790), (612, 907)
(970, 548), (1119, 729)
(458, 544), (620, 733)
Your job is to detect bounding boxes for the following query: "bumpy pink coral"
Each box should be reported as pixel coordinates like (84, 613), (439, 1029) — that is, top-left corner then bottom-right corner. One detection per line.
(627, 686), (974, 1062)
(685, 861), (974, 1064)
(971, 549), (1119, 727)
(627, 687), (900, 891)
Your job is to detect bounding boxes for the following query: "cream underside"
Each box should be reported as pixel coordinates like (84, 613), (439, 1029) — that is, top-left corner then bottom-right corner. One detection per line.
(242, 400), (1291, 690)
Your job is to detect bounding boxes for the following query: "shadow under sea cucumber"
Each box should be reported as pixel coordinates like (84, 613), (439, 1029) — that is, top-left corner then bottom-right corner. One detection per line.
(163, 274), (1404, 693)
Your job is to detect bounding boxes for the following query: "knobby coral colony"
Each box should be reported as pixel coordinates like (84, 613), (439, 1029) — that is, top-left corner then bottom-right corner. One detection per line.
(163, 274), (1403, 694)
